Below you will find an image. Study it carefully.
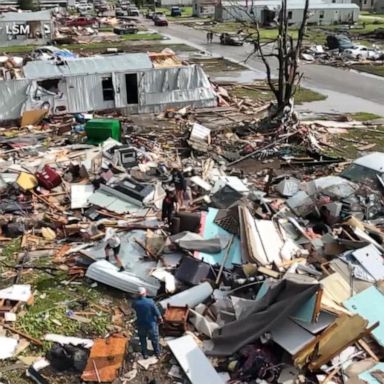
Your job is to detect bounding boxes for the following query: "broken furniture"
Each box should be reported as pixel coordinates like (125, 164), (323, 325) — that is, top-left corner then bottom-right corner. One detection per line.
(161, 304), (189, 337)
(81, 335), (128, 382)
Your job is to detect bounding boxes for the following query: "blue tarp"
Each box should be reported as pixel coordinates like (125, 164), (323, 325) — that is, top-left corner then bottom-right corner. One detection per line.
(194, 208), (241, 269)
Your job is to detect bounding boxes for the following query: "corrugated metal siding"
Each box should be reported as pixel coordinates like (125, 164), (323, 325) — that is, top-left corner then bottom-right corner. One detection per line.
(23, 53), (153, 79)
(138, 65), (216, 112)
(0, 79), (30, 121)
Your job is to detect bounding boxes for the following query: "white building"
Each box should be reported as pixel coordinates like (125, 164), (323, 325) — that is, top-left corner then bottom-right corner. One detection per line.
(0, 10), (53, 46)
(192, 0), (217, 17)
(215, 0), (360, 25)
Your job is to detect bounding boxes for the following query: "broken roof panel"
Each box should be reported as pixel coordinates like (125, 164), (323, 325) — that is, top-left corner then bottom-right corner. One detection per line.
(343, 286), (384, 347)
(23, 53), (153, 80)
(85, 260), (160, 297)
(167, 335), (224, 384)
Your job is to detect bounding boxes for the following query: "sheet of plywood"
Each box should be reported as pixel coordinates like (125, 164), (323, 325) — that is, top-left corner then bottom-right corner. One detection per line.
(167, 335), (224, 384)
(294, 314), (369, 370)
(321, 272), (353, 305)
(81, 335), (128, 382)
(20, 109), (47, 127)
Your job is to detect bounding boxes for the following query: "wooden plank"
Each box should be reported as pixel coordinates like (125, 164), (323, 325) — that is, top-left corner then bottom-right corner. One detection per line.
(2, 324), (43, 346)
(81, 335), (128, 382)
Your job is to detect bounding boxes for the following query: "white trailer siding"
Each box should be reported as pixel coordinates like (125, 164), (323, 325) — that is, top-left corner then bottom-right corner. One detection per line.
(216, 1), (359, 25)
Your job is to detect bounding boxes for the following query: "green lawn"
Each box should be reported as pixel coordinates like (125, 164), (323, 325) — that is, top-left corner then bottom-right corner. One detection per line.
(1, 33), (163, 54)
(148, 6), (193, 19)
(210, 22), (299, 41)
(351, 112), (382, 121)
(352, 64), (384, 77)
(231, 84), (327, 105)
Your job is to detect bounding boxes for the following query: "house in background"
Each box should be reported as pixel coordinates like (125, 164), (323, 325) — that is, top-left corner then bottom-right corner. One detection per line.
(192, 0), (217, 17)
(0, 10), (53, 46)
(374, 0), (384, 12)
(0, 0), (75, 8)
(0, 52), (217, 121)
(351, 0), (375, 11)
(215, 0), (360, 26)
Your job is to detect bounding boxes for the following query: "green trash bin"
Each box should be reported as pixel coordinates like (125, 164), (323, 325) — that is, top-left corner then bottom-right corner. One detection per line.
(85, 119), (121, 144)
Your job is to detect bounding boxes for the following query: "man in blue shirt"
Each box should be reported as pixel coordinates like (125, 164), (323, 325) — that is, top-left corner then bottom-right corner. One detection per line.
(132, 287), (163, 359)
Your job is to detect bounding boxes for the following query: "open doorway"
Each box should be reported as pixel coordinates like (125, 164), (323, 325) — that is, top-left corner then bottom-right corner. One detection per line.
(125, 74), (138, 104)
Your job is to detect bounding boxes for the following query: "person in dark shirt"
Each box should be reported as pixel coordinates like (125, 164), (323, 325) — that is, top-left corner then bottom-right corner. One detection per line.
(171, 167), (186, 207)
(132, 287), (163, 359)
(162, 189), (177, 224)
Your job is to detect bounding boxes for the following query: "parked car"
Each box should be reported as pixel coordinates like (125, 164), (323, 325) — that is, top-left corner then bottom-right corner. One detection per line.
(115, 8), (128, 17)
(170, 6), (181, 16)
(220, 33), (243, 46)
(343, 45), (382, 61)
(120, 1), (130, 10)
(152, 11), (164, 20)
(113, 23), (138, 35)
(326, 34), (354, 51)
(154, 15), (168, 26)
(66, 16), (97, 27)
(127, 7), (140, 17)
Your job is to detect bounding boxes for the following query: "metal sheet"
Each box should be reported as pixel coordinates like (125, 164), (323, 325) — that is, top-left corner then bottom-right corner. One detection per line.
(271, 318), (316, 355)
(159, 282), (213, 310)
(167, 335), (224, 384)
(344, 286), (384, 347)
(253, 219), (284, 265)
(292, 311), (336, 334)
(88, 189), (146, 215)
(86, 260), (160, 297)
(352, 244), (384, 282)
(24, 53), (153, 79)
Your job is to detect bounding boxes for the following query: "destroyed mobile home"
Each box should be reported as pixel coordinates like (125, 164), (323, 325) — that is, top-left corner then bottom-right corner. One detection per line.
(1, 88), (384, 384)
(0, 51), (216, 121)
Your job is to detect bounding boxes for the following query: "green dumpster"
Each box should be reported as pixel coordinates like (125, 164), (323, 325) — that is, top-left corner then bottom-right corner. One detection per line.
(85, 119), (121, 144)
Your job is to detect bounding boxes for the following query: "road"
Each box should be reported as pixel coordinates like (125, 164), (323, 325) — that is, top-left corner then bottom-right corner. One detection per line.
(151, 21), (384, 113)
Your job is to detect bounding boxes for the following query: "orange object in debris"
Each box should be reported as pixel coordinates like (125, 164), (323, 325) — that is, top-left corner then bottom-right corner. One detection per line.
(81, 335), (128, 382)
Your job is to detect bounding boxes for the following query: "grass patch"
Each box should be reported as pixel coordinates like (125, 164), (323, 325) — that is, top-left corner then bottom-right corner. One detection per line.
(329, 124), (384, 159)
(189, 57), (246, 72)
(120, 32), (163, 41)
(231, 84), (327, 105)
(351, 112), (382, 121)
(211, 22), (299, 41)
(152, 6), (193, 18)
(1, 33), (164, 54)
(351, 64), (384, 77)
(16, 273), (111, 343)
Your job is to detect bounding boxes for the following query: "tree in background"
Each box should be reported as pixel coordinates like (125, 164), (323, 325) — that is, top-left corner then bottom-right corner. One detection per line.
(223, 0), (310, 124)
(18, 0), (39, 10)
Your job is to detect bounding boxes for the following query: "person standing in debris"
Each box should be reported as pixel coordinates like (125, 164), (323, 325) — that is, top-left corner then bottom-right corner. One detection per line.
(104, 227), (125, 272)
(206, 31), (210, 44)
(132, 287), (163, 359)
(209, 31), (214, 43)
(171, 166), (186, 208)
(162, 188), (177, 225)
